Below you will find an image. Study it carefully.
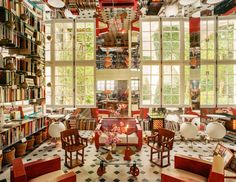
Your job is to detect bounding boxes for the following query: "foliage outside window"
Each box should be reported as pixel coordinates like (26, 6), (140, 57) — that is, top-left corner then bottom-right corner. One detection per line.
(76, 66), (95, 106)
(76, 22), (94, 60)
(184, 21), (190, 61)
(55, 67), (73, 105)
(200, 65), (215, 106)
(217, 65), (236, 105)
(162, 20), (180, 61)
(54, 23), (73, 61)
(184, 66), (190, 105)
(141, 65), (160, 105)
(218, 19), (236, 61)
(45, 20), (95, 107)
(162, 65), (180, 105)
(142, 21), (160, 61)
(201, 19), (215, 61)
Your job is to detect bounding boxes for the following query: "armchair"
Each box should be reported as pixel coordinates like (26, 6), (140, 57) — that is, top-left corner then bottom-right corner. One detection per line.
(61, 129), (88, 169)
(10, 156), (76, 182)
(161, 154), (224, 182)
(147, 128), (175, 167)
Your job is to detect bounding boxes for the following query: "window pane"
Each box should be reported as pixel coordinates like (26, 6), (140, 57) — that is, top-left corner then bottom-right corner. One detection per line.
(76, 66), (95, 106)
(141, 65), (160, 106)
(55, 67), (73, 105)
(162, 65), (180, 105)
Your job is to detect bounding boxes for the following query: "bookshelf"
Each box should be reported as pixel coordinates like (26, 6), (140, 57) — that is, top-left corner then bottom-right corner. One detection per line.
(0, 0), (46, 153)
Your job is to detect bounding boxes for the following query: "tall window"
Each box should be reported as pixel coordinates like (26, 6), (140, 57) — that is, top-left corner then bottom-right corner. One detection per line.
(76, 66), (95, 106)
(217, 17), (236, 106)
(141, 65), (160, 105)
(54, 22), (73, 61)
(218, 19), (236, 61)
(217, 65), (236, 105)
(141, 18), (184, 107)
(45, 20), (95, 107)
(162, 20), (180, 61)
(55, 67), (73, 105)
(201, 19), (215, 61)
(141, 20), (160, 61)
(75, 22), (94, 60)
(184, 66), (190, 105)
(162, 65), (180, 105)
(200, 65), (215, 106)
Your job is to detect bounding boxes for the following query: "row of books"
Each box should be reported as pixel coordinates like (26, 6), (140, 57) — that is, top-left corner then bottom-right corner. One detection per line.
(0, 117), (46, 148)
(1, 57), (38, 73)
(0, 1), (43, 32)
(0, 86), (45, 103)
(0, 22), (43, 52)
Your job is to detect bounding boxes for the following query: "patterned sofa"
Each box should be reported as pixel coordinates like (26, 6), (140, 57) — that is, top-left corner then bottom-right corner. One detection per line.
(94, 117), (143, 151)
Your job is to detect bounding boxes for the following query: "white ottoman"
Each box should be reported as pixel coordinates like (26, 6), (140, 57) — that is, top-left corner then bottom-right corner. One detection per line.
(48, 122), (66, 138)
(180, 122), (198, 139)
(206, 122), (226, 139)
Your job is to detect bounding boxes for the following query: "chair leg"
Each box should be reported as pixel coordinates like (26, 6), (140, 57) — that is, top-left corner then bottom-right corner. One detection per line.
(167, 150), (170, 166)
(150, 148), (153, 162)
(65, 151), (67, 166)
(82, 149), (84, 164)
(160, 152), (163, 167)
(70, 152), (72, 168)
(76, 151), (78, 161)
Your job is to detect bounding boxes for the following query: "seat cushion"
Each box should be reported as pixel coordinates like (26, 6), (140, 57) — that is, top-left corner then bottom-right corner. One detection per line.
(162, 168), (208, 182)
(29, 170), (65, 182)
(99, 132), (138, 144)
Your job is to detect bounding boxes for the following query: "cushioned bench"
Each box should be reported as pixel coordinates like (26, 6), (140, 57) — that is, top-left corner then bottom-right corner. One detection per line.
(95, 117), (142, 151)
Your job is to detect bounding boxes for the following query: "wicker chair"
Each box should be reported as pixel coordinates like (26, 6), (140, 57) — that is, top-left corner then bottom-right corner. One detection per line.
(60, 129), (88, 169)
(147, 128), (175, 167)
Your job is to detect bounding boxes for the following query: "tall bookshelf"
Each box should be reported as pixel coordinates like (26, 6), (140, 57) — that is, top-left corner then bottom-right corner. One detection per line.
(0, 0), (46, 151)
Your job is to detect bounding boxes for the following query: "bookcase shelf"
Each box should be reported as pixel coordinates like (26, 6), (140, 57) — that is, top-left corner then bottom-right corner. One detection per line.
(0, 0), (46, 155)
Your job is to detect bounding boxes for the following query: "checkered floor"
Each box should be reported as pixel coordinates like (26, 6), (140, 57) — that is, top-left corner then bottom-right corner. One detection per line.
(1, 131), (236, 182)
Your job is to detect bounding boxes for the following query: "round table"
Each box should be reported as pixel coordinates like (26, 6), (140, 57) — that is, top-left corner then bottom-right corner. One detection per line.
(206, 114), (226, 139)
(48, 114), (66, 138)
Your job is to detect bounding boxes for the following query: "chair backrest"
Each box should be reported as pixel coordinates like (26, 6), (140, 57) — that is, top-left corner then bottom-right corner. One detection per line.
(60, 129), (80, 149)
(158, 128), (175, 149)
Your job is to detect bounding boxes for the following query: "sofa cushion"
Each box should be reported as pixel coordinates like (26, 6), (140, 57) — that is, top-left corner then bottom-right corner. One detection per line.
(99, 132), (139, 144)
(162, 168), (208, 182)
(29, 170), (64, 182)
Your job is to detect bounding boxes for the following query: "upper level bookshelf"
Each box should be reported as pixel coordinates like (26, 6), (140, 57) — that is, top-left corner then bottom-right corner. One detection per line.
(0, 0), (44, 56)
(0, 0), (46, 151)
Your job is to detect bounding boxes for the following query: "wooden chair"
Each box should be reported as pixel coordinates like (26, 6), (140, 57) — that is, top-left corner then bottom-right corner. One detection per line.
(147, 128), (175, 167)
(60, 129), (88, 169)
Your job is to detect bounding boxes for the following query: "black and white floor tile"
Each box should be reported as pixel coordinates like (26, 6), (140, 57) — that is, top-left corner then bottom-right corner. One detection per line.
(1, 131), (235, 182)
